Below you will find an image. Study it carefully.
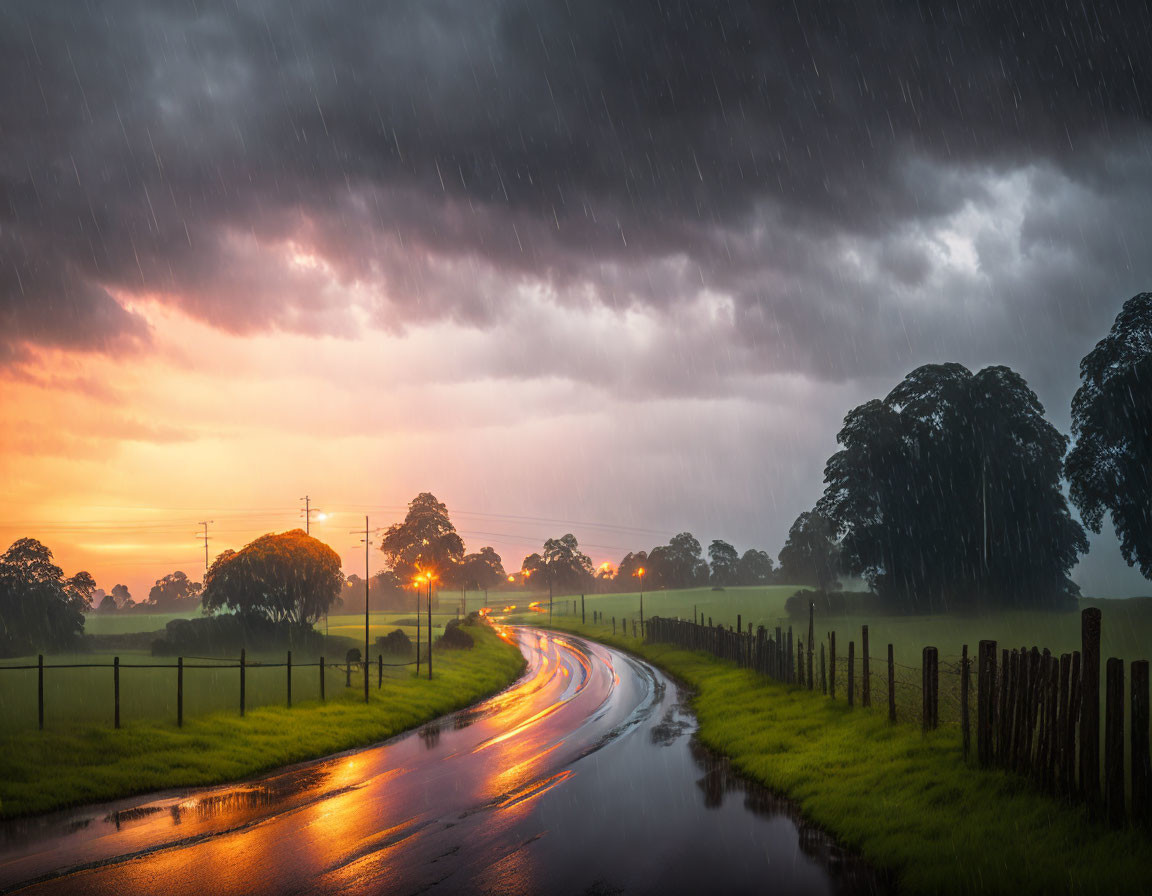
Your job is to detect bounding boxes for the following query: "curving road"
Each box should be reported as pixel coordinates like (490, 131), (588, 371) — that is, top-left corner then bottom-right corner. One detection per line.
(0, 627), (883, 895)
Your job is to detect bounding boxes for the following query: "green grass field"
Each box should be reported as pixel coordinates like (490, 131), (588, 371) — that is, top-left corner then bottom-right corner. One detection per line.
(508, 585), (1152, 667)
(0, 609), (475, 731)
(541, 617), (1152, 895)
(0, 620), (526, 817)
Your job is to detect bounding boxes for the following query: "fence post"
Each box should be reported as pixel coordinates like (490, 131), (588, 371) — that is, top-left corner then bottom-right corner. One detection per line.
(977, 641), (996, 766)
(820, 643), (827, 695)
(240, 648), (246, 717)
(847, 641), (855, 707)
(861, 626), (871, 707)
(114, 656), (120, 729)
(830, 632), (836, 699)
(997, 648), (1010, 763)
(287, 650), (292, 708)
(613, 617), (616, 635)
(737, 614), (742, 635)
(378, 653), (383, 689)
(1067, 651), (1082, 789)
(1056, 653), (1071, 793)
(961, 645), (970, 760)
(888, 643), (896, 723)
(787, 627), (794, 684)
(1104, 658), (1125, 826)
(177, 656), (184, 727)
(807, 602), (815, 690)
(582, 594), (585, 625)
(922, 647), (938, 732)
(38, 654), (44, 731)
(1132, 660), (1151, 827)
(320, 657), (326, 702)
(1080, 607), (1101, 806)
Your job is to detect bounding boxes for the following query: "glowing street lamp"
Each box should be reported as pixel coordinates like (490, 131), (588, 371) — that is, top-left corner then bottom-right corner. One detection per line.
(635, 567), (646, 635)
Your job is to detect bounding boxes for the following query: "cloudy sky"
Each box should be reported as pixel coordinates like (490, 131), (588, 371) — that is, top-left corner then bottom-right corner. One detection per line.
(1, 0), (1150, 599)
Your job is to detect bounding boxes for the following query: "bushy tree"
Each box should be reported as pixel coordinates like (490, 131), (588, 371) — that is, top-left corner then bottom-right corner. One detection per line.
(777, 511), (840, 590)
(379, 493), (465, 581)
(613, 551), (648, 590)
(144, 571), (201, 611)
(110, 583), (134, 609)
(0, 538), (92, 654)
(737, 549), (775, 585)
(523, 534), (594, 594)
(708, 540), (740, 586)
(1066, 293), (1152, 579)
(647, 533), (707, 589)
(202, 530), (344, 624)
(458, 546), (506, 591)
(819, 363), (1086, 610)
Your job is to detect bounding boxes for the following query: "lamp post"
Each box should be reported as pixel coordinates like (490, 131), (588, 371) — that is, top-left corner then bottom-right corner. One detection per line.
(636, 567), (646, 635)
(427, 572), (435, 680)
(414, 575), (422, 677)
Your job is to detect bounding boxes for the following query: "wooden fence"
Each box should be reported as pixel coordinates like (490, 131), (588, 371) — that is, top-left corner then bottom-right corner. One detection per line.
(645, 606), (1152, 828)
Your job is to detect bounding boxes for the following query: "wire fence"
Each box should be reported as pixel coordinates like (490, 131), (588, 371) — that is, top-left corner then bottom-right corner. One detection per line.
(0, 647), (429, 731)
(645, 607), (1152, 830)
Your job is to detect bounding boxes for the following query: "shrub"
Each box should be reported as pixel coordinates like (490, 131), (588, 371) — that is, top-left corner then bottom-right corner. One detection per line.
(376, 628), (412, 654)
(436, 618), (474, 650)
(151, 614), (322, 656)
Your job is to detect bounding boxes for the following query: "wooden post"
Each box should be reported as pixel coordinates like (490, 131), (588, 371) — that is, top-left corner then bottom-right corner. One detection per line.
(861, 626), (871, 707)
(997, 648), (1010, 763)
(807, 602), (815, 690)
(1104, 658), (1125, 826)
(922, 647), (938, 731)
(613, 617), (616, 635)
(1056, 653), (1071, 793)
(378, 653), (383, 689)
(977, 641), (996, 766)
(1131, 660), (1151, 827)
(848, 641), (855, 707)
(428, 596), (433, 681)
(177, 656), (184, 727)
(287, 650), (292, 707)
(1080, 607), (1101, 805)
(820, 643), (827, 695)
(114, 656), (120, 729)
(830, 632), (836, 699)
(787, 627), (794, 684)
(581, 594), (585, 625)
(320, 657), (326, 702)
(1067, 651), (1082, 790)
(961, 645), (970, 760)
(240, 648), (246, 717)
(37, 654), (44, 731)
(888, 643), (897, 723)
(737, 614), (742, 635)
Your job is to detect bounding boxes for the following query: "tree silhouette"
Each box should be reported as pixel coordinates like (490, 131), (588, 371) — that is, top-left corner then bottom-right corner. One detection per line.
(0, 538), (92, 654)
(1066, 293), (1152, 579)
(378, 493), (465, 581)
(708, 540), (739, 586)
(777, 511), (840, 591)
(819, 363), (1086, 610)
(737, 549), (774, 585)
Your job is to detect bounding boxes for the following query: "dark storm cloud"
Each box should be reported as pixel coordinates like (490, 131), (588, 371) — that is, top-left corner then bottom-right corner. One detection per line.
(2, 0), (1151, 381)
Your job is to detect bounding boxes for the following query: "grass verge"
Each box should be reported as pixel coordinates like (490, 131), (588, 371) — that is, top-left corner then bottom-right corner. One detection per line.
(542, 619), (1152, 896)
(0, 621), (525, 818)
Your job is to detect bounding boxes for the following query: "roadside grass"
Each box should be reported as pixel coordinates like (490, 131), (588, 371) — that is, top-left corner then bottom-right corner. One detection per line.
(542, 619), (1152, 896)
(0, 622), (525, 818)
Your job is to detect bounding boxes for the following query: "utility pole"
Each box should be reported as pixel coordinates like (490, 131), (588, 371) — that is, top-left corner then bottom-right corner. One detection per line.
(196, 521), (213, 576)
(350, 517), (376, 704)
(300, 496), (324, 535)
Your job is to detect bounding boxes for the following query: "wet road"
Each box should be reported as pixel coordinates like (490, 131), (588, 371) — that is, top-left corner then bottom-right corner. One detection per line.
(0, 627), (883, 895)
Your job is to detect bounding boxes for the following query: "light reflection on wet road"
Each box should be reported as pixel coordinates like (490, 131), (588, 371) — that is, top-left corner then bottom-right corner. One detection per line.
(0, 628), (885, 895)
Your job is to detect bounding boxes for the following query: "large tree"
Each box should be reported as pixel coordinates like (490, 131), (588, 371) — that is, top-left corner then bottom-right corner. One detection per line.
(777, 511), (840, 591)
(378, 493), (465, 582)
(613, 551), (648, 590)
(737, 549), (775, 585)
(647, 532), (707, 589)
(819, 363), (1086, 610)
(459, 547), (506, 591)
(0, 538), (92, 654)
(523, 534), (594, 594)
(1066, 293), (1152, 579)
(708, 540), (740, 586)
(144, 571), (201, 611)
(202, 529), (344, 624)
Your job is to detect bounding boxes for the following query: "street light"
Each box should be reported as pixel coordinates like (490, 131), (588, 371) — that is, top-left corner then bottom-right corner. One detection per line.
(635, 566), (646, 636)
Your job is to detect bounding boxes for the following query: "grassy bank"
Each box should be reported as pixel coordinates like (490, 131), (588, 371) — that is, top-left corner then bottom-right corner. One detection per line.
(0, 621), (525, 818)
(543, 619), (1152, 895)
